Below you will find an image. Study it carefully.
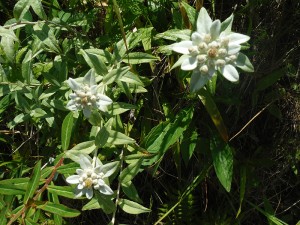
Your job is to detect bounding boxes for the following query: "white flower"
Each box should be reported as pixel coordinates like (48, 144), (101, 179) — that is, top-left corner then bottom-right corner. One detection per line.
(66, 73), (112, 118)
(66, 154), (118, 199)
(172, 7), (252, 92)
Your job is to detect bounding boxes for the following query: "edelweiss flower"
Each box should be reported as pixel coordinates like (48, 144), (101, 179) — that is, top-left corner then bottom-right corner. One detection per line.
(66, 154), (118, 199)
(66, 73), (112, 118)
(172, 7), (252, 92)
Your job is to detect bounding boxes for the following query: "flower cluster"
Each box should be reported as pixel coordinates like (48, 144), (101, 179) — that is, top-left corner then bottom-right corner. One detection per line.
(172, 7), (252, 92)
(66, 154), (118, 199)
(66, 73), (112, 118)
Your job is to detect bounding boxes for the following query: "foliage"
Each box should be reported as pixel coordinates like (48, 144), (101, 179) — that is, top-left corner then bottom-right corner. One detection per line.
(0, 0), (299, 224)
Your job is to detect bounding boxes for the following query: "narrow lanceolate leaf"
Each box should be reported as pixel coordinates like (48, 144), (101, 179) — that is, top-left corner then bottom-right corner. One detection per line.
(47, 185), (79, 199)
(13, 0), (31, 20)
(0, 184), (26, 195)
(118, 199), (151, 214)
(122, 52), (159, 64)
(80, 49), (108, 76)
(198, 89), (229, 142)
(0, 26), (19, 41)
(61, 112), (74, 151)
(0, 178), (29, 190)
(24, 160), (42, 204)
(30, 0), (47, 20)
(37, 202), (80, 217)
(119, 158), (143, 184)
(211, 138), (233, 192)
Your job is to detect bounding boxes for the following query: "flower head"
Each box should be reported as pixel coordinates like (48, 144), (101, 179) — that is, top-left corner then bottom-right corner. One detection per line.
(172, 7), (253, 92)
(66, 154), (118, 199)
(66, 73), (112, 118)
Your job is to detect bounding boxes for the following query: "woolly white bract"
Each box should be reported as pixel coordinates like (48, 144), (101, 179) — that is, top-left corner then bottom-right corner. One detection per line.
(66, 73), (112, 118)
(172, 7), (253, 92)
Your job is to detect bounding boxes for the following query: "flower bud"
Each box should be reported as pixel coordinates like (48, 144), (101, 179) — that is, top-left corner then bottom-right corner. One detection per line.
(200, 65), (209, 73)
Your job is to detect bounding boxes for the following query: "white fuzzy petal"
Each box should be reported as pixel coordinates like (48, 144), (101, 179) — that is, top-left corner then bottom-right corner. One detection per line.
(191, 32), (203, 45)
(74, 187), (83, 198)
(210, 20), (221, 40)
(221, 64), (239, 82)
(99, 184), (114, 195)
(76, 168), (84, 175)
(100, 161), (119, 178)
(181, 56), (198, 71)
(227, 44), (241, 55)
(66, 101), (78, 111)
(85, 188), (94, 199)
(67, 78), (81, 91)
(79, 155), (93, 170)
(77, 183), (84, 190)
(228, 33), (250, 45)
(83, 72), (96, 86)
(172, 41), (193, 54)
(83, 107), (92, 118)
(66, 175), (80, 184)
(190, 71), (210, 92)
(97, 94), (113, 106)
(197, 7), (212, 34)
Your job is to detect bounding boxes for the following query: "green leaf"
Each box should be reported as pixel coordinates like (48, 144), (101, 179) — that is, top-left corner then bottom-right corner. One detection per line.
(119, 71), (144, 85)
(236, 166), (246, 217)
(56, 162), (78, 174)
(180, 128), (198, 166)
(22, 50), (33, 84)
(0, 184), (26, 195)
(103, 66), (130, 85)
(37, 202), (80, 217)
(61, 112), (74, 151)
(95, 192), (116, 214)
(106, 102), (137, 116)
(95, 126), (110, 148)
(181, 1), (196, 27)
(122, 52), (159, 64)
(121, 181), (142, 203)
(24, 160), (42, 204)
(142, 107), (194, 165)
(221, 14), (234, 33)
(82, 198), (101, 210)
(198, 89), (229, 142)
(47, 185), (79, 199)
(0, 26), (19, 41)
(13, 0), (31, 20)
(255, 68), (285, 92)
(0, 178), (29, 190)
(155, 29), (191, 41)
(30, 0), (47, 19)
(211, 138), (233, 192)
(119, 158), (143, 184)
(118, 199), (151, 214)
(70, 140), (96, 154)
(96, 126), (135, 147)
(80, 49), (108, 76)
(236, 52), (254, 72)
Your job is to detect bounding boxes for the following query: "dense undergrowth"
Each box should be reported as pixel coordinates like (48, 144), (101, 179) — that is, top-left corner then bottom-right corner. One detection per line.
(0, 0), (299, 224)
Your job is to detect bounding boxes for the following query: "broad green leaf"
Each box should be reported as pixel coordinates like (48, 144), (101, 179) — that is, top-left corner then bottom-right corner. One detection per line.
(95, 192), (116, 214)
(30, 0), (47, 19)
(47, 185), (78, 199)
(80, 49), (108, 76)
(181, 1), (196, 27)
(70, 140), (96, 154)
(37, 202), (80, 217)
(95, 126), (110, 147)
(119, 158), (143, 184)
(24, 160), (42, 204)
(56, 162), (78, 174)
(1, 36), (15, 63)
(121, 181), (142, 203)
(22, 50), (32, 84)
(82, 198), (101, 211)
(155, 29), (191, 41)
(211, 138), (233, 192)
(221, 14), (234, 33)
(255, 68), (285, 92)
(118, 199), (151, 214)
(0, 184), (26, 195)
(0, 206), (7, 225)
(198, 89), (229, 142)
(119, 71), (144, 85)
(25, 218), (39, 225)
(0, 26), (18, 41)
(13, 0), (31, 20)
(30, 108), (47, 118)
(103, 66), (130, 85)
(0, 178), (29, 190)
(122, 52), (159, 64)
(142, 107), (194, 165)
(106, 102), (137, 116)
(236, 52), (254, 72)
(61, 112), (74, 151)
(33, 23), (61, 53)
